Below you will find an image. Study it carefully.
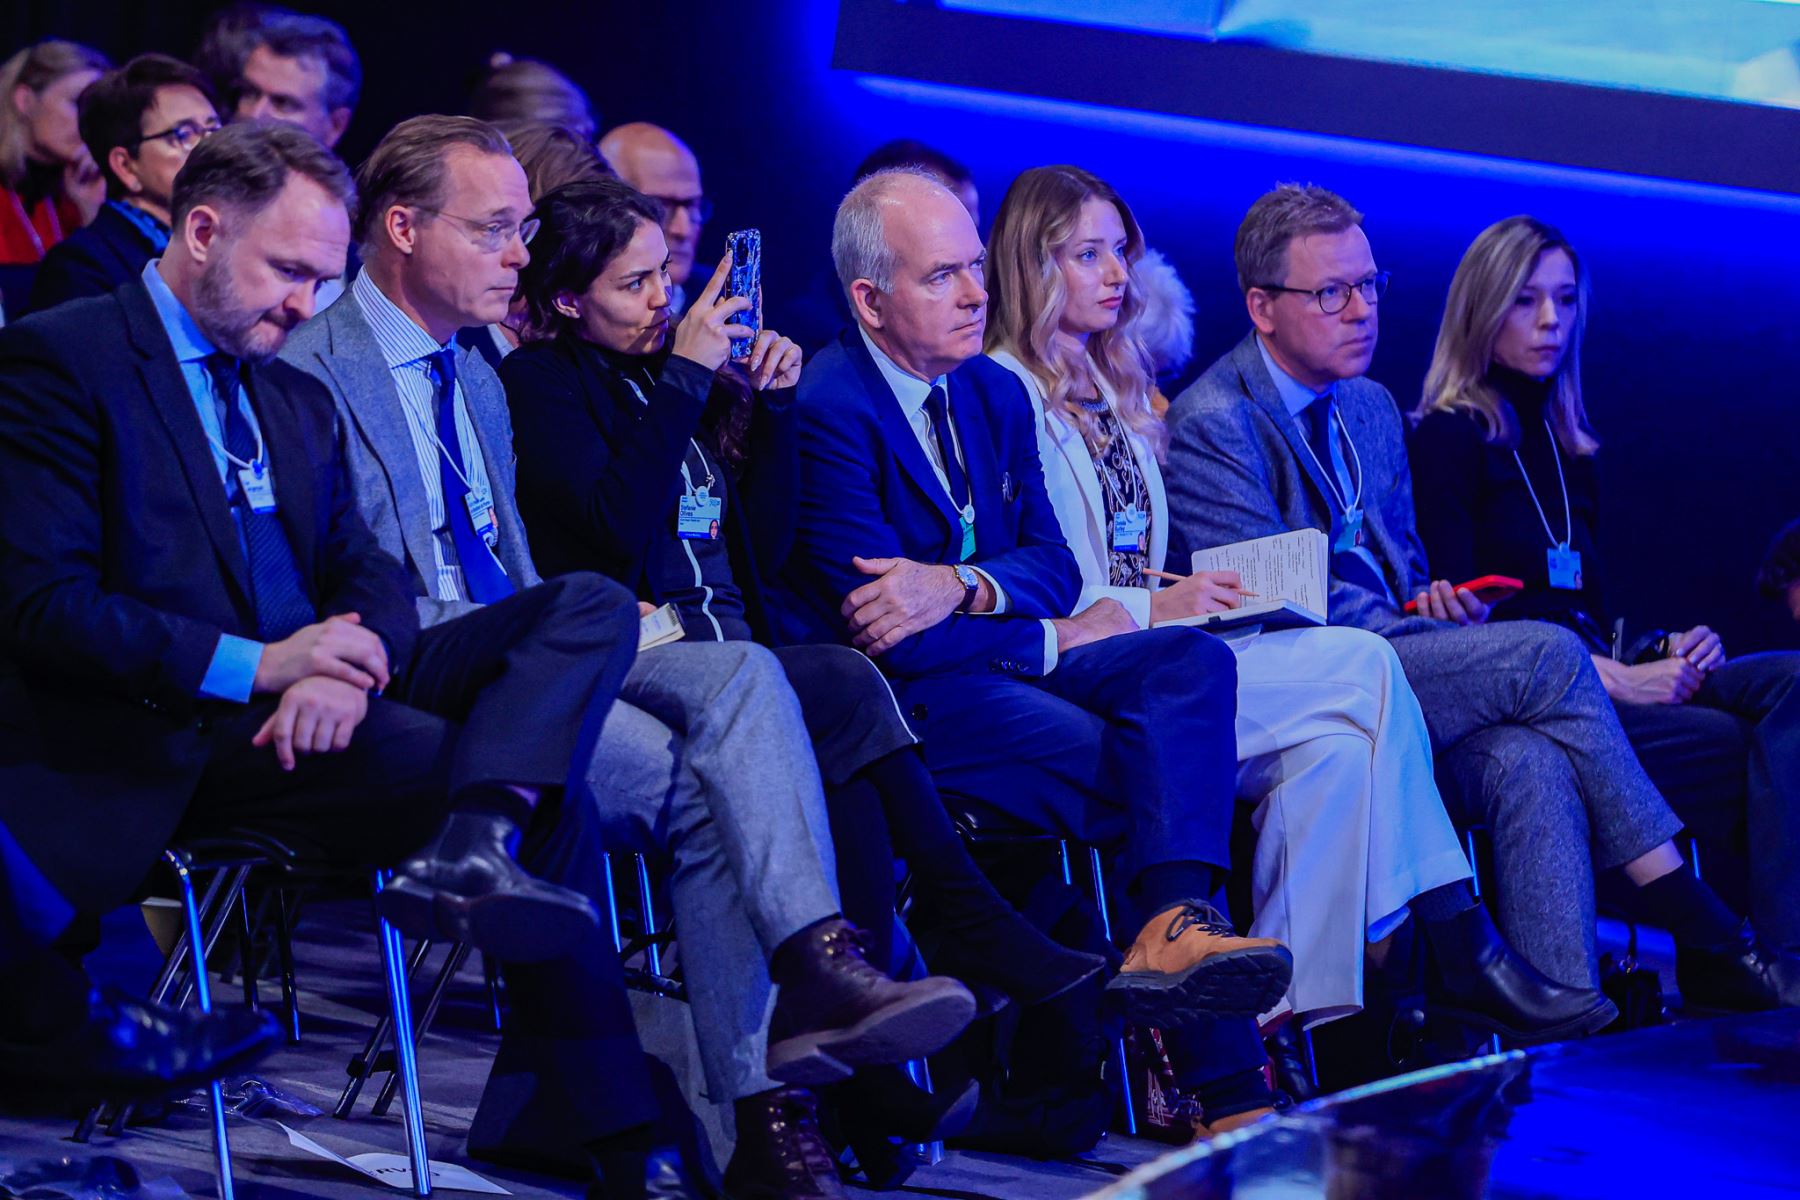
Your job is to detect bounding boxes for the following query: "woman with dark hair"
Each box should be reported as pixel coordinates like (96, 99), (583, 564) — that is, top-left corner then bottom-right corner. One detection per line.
(500, 178), (1105, 1161)
(1412, 215), (1800, 1007)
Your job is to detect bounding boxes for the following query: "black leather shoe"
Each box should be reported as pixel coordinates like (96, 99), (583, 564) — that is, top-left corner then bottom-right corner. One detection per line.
(1676, 922), (1782, 1014)
(1426, 905), (1617, 1044)
(723, 1088), (847, 1199)
(379, 812), (599, 962)
(835, 1067), (981, 1190)
(0, 988), (278, 1104)
(766, 919), (975, 1085)
(1264, 1025), (1319, 1103)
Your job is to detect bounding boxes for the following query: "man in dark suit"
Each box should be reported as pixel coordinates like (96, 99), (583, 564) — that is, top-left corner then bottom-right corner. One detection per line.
(0, 123), (675, 1189)
(24, 54), (220, 316)
(778, 168), (1294, 1129)
(1163, 183), (1782, 1009)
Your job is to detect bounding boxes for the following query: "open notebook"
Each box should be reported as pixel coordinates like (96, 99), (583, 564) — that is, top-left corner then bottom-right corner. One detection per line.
(1151, 528), (1328, 632)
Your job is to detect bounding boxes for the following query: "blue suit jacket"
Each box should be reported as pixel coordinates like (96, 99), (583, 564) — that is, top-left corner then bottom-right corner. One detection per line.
(776, 329), (1079, 680)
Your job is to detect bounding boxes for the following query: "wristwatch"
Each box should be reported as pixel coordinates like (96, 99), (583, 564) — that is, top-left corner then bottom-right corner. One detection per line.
(952, 564), (980, 613)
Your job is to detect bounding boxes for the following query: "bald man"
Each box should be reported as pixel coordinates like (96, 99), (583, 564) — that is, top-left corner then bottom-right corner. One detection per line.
(599, 121), (707, 313)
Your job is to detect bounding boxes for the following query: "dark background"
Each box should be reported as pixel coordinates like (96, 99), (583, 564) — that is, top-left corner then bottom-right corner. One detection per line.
(9, 0), (1799, 650)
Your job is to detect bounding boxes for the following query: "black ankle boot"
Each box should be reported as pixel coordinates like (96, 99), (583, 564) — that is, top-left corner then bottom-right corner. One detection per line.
(1425, 904), (1617, 1044)
(829, 1067), (980, 1191)
(378, 811), (599, 962)
(724, 1088), (846, 1199)
(766, 919), (975, 1086)
(1676, 921), (1782, 1013)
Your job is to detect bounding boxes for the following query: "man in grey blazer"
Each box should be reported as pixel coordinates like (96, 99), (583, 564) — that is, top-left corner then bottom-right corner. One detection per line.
(1163, 184), (1782, 1010)
(281, 114), (974, 1197)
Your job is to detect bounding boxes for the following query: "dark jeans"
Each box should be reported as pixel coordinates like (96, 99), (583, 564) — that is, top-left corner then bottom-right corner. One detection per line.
(1615, 651), (1800, 950)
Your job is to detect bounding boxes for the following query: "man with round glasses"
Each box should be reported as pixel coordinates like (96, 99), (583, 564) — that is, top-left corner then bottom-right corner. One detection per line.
(25, 53), (220, 315)
(1162, 183), (1758, 1012)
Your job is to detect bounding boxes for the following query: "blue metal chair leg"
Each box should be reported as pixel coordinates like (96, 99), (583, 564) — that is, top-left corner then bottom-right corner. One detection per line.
(372, 871), (432, 1197)
(634, 853), (662, 978)
(168, 851), (235, 1200)
(374, 943), (471, 1117)
(1085, 846), (1138, 1137)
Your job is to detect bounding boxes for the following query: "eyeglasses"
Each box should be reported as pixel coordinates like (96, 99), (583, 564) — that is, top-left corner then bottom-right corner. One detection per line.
(1254, 271), (1390, 315)
(413, 207), (540, 252)
(645, 193), (712, 224)
(132, 119), (222, 153)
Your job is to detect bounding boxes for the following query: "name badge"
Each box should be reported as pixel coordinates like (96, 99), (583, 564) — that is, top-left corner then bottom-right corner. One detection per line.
(1547, 544), (1583, 590)
(465, 491), (500, 548)
(958, 504), (976, 562)
(238, 463), (277, 514)
(1112, 506), (1149, 553)
(678, 487), (724, 540)
(1334, 508), (1365, 554)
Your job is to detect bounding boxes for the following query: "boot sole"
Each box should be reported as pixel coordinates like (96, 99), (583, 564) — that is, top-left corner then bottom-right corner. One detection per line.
(376, 880), (598, 963)
(766, 982), (977, 1085)
(1433, 995), (1619, 1045)
(1105, 944), (1294, 1025)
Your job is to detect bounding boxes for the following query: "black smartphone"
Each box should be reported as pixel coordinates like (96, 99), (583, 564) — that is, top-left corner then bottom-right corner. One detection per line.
(722, 228), (762, 360)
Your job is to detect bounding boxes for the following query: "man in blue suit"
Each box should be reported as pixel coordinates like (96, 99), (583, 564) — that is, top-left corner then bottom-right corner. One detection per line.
(777, 167), (1293, 1128)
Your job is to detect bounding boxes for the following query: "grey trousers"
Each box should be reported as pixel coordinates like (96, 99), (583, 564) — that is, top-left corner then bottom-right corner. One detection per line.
(1389, 620), (1683, 988)
(582, 640), (841, 1102)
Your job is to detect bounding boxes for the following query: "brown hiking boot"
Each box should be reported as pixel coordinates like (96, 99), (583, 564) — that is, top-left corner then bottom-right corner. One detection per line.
(1104, 902), (1292, 1025)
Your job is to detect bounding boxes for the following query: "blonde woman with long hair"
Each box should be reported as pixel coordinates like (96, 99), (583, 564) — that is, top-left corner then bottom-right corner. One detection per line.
(1413, 216), (1800, 1003)
(982, 167), (1616, 1099)
(0, 40), (108, 310)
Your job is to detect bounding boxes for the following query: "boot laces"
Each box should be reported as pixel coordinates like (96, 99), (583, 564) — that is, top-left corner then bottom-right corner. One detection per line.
(770, 1090), (838, 1180)
(1164, 902), (1235, 943)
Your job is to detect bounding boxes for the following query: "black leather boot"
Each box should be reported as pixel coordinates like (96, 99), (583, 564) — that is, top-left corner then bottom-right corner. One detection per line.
(723, 1088), (847, 1199)
(1426, 904), (1617, 1044)
(1676, 922), (1782, 1013)
(378, 811), (599, 962)
(766, 919), (975, 1085)
(829, 1064), (980, 1189)
(1263, 1025), (1318, 1103)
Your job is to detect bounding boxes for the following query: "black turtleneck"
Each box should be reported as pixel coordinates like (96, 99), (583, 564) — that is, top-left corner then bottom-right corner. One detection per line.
(1408, 369), (1604, 646)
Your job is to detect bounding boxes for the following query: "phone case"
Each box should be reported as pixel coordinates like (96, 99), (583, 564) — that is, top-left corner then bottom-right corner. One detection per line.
(722, 229), (762, 360)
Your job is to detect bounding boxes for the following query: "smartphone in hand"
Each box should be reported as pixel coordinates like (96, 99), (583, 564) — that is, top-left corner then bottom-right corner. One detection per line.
(1402, 574), (1523, 614)
(722, 229), (762, 361)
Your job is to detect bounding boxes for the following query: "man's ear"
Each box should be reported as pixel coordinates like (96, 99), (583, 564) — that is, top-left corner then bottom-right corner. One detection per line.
(183, 204), (222, 264)
(849, 279), (883, 331)
(1245, 288), (1278, 337)
(322, 107), (351, 150)
(383, 204), (418, 257)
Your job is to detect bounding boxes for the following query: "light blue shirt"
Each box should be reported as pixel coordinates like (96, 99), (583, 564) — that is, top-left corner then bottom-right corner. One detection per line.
(1255, 334), (1390, 595)
(352, 271), (502, 603)
(139, 259), (266, 703)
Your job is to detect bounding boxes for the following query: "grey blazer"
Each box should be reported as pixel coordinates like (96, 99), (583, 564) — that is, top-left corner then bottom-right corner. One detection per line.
(280, 289), (542, 629)
(1163, 330), (1441, 638)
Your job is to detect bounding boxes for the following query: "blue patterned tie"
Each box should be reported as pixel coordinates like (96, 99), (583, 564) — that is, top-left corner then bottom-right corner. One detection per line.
(426, 349), (514, 603)
(923, 384), (977, 561)
(206, 354), (316, 641)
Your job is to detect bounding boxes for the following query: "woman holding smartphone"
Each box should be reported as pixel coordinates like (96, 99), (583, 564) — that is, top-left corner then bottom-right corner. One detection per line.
(1412, 215), (1800, 1007)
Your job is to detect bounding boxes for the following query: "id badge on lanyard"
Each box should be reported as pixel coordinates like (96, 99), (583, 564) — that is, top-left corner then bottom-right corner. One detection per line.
(1334, 508), (1365, 554)
(1112, 506), (1149, 554)
(679, 486), (724, 540)
(238, 462), (277, 513)
(465, 491), (500, 548)
(1547, 544), (1583, 590)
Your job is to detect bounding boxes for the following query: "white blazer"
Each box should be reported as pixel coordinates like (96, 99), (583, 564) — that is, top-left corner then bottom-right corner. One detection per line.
(990, 349), (1167, 627)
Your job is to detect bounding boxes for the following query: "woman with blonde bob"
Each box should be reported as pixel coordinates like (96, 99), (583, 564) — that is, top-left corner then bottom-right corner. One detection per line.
(983, 167), (1617, 1100)
(1412, 216), (1800, 1005)
(0, 39), (109, 310)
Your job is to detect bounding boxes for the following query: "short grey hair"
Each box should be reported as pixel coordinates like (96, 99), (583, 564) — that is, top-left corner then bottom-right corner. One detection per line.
(1234, 183), (1362, 294)
(831, 166), (944, 303)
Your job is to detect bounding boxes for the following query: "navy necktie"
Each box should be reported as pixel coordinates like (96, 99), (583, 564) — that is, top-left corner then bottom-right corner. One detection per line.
(206, 354), (316, 641)
(923, 384), (971, 514)
(426, 349), (514, 603)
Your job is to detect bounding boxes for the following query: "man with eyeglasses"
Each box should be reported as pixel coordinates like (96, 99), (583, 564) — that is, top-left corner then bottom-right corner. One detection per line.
(600, 121), (710, 314)
(25, 54), (220, 316)
(1163, 184), (1741, 1006)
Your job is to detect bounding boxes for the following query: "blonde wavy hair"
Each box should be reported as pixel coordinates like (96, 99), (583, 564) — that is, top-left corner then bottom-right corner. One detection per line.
(985, 165), (1165, 458)
(1417, 215), (1599, 456)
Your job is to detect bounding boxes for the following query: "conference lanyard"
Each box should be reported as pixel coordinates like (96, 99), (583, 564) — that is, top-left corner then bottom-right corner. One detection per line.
(1295, 400), (1367, 552)
(1512, 418), (1581, 590)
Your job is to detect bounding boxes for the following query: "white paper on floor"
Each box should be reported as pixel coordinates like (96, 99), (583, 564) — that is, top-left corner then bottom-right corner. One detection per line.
(277, 1122), (511, 1194)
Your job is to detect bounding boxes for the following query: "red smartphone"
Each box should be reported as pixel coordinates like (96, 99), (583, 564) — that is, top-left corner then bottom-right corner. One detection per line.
(1403, 574), (1523, 614)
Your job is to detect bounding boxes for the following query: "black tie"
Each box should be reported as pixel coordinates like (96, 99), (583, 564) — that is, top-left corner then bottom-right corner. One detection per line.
(923, 385), (971, 514)
(206, 353), (316, 641)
